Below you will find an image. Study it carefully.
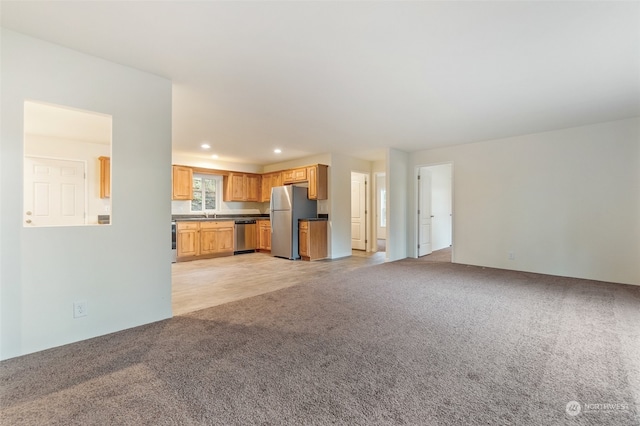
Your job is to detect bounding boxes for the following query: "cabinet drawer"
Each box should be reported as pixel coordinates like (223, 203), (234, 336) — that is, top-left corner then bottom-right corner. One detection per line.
(200, 221), (233, 229)
(177, 222), (199, 231)
(299, 220), (309, 230)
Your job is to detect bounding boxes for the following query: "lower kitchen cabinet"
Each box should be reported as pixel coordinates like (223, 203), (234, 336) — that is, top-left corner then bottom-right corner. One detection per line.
(299, 220), (328, 261)
(177, 221), (234, 261)
(256, 219), (271, 251)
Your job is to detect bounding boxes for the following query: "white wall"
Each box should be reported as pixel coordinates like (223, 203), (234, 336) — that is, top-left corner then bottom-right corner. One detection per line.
(1, 30), (173, 359)
(172, 152), (263, 174)
(25, 134), (111, 224)
(387, 148), (409, 261)
(408, 118), (640, 285)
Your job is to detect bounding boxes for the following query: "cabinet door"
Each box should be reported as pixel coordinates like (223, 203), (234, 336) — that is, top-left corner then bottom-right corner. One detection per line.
(199, 226), (218, 255)
(258, 221), (271, 250)
(309, 164), (328, 200)
(177, 225), (199, 257)
(215, 227), (235, 252)
(260, 175), (271, 202)
(99, 156), (110, 199)
(299, 225), (309, 257)
(293, 167), (307, 182)
(172, 166), (193, 200)
(246, 175), (260, 201)
(230, 174), (245, 201)
(272, 172), (282, 188)
(265, 225), (271, 250)
(282, 170), (295, 184)
(307, 166), (317, 200)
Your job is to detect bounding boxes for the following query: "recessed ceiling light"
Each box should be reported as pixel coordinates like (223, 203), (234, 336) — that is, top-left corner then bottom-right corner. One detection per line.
(201, 143), (210, 149)
(211, 154), (219, 159)
(274, 149), (282, 154)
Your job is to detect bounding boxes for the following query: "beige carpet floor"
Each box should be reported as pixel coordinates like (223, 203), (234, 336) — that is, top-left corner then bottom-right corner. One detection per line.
(1, 259), (639, 425)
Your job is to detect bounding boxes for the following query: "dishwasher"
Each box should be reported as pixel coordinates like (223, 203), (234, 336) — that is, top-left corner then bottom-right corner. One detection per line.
(234, 219), (257, 254)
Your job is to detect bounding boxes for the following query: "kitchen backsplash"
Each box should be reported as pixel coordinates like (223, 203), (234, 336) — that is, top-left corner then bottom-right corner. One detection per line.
(171, 200), (268, 215)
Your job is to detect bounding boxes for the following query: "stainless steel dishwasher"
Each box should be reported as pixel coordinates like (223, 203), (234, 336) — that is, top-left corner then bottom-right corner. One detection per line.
(234, 219), (257, 254)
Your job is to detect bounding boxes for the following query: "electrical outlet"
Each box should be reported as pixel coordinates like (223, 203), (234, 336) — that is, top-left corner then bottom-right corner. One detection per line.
(73, 301), (88, 318)
(508, 251), (516, 261)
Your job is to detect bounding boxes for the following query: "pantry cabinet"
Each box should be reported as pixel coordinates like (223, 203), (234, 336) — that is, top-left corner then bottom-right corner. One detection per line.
(176, 221), (234, 261)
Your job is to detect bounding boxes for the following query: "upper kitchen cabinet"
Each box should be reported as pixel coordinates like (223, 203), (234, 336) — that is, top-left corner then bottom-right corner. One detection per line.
(277, 164), (328, 200)
(282, 167), (307, 184)
(223, 172), (261, 202)
(307, 164), (328, 200)
(172, 165), (193, 200)
(260, 171), (282, 202)
(98, 156), (111, 198)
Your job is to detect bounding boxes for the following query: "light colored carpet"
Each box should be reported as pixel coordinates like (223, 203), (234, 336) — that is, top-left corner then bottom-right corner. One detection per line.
(1, 260), (639, 425)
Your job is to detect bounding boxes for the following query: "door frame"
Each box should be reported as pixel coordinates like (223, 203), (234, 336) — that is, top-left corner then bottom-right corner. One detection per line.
(374, 172), (386, 249)
(413, 162), (454, 261)
(351, 170), (372, 252)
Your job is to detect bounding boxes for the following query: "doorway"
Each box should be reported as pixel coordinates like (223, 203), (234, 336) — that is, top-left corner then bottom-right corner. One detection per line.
(417, 163), (453, 259)
(351, 172), (368, 251)
(375, 173), (386, 252)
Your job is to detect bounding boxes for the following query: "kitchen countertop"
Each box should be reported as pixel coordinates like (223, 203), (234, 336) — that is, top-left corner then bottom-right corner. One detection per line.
(174, 217), (236, 222)
(299, 217), (328, 221)
(172, 214), (269, 222)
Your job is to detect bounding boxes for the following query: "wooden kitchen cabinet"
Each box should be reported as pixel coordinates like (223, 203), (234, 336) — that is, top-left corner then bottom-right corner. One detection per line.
(282, 167), (307, 184)
(256, 219), (271, 251)
(260, 172), (282, 202)
(307, 164), (328, 200)
(299, 220), (328, 261)
(172, 165), (193, 200)
(246, 174), (261, 201)
(176, 222), (199, 258)
(224, 172), (261, 202)
(177, 221), (234, 261)
(280, 164), (328, 200)
(98, 156), (111, 199)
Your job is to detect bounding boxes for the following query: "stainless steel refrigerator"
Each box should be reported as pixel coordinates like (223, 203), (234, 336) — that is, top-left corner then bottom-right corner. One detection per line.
(270, 185), (317, 259)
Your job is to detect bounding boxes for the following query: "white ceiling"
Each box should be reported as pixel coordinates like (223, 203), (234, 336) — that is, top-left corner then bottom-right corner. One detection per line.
(24, 101), (112, 145)
(2, 1), (639, 165)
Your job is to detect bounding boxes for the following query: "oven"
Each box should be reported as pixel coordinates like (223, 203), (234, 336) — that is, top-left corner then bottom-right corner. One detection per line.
(171, 221), (177, 263)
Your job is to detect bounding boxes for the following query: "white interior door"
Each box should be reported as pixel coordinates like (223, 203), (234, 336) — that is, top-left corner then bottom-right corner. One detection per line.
(418, 168), (432, 256)
(351, 172), (367, 250)
(24, 157), (86, 227)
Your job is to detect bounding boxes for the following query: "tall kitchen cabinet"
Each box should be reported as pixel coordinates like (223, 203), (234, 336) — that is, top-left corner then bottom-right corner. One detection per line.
(176, 221), (234, 261)
(223, 172), (261, 202)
